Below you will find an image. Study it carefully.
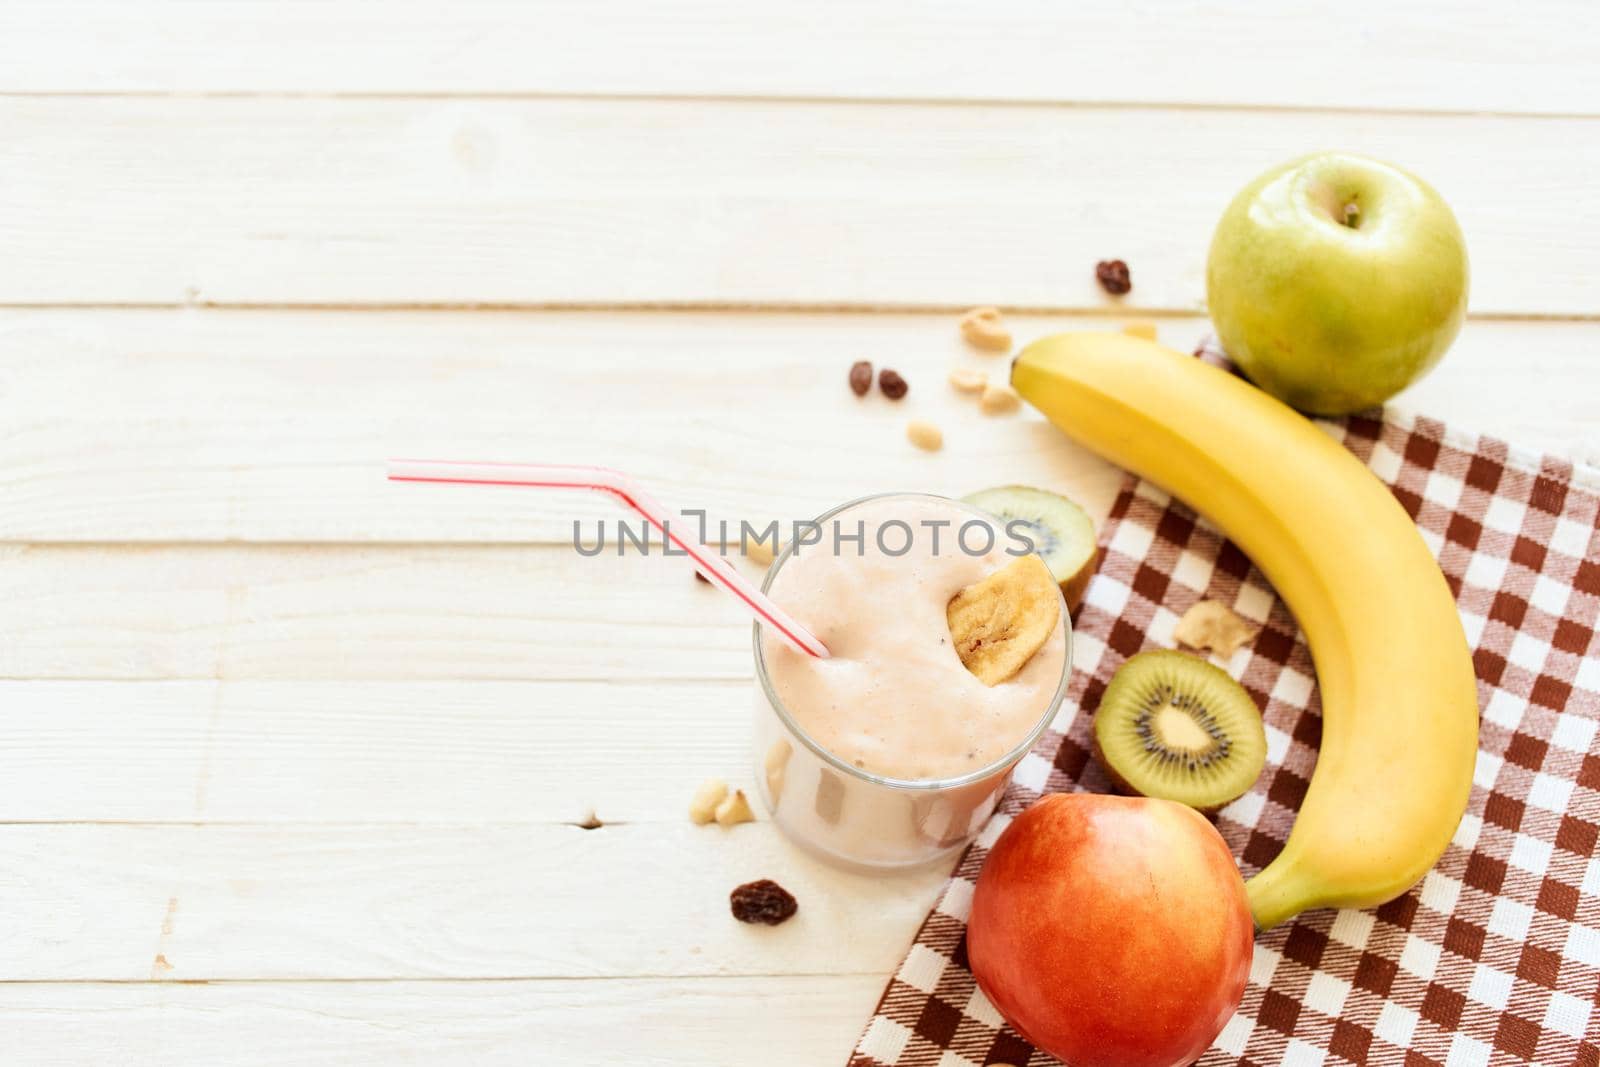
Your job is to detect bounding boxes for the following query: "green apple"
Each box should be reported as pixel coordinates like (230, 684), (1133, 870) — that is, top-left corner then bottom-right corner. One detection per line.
(1206, 152), (1468, 416)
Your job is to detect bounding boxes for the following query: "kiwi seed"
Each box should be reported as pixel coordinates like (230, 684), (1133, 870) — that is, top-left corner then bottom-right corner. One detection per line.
(1092, 649), (1266, 812)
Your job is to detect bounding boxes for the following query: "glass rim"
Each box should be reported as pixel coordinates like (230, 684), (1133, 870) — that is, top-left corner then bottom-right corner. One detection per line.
(751, 490), (1074, 792)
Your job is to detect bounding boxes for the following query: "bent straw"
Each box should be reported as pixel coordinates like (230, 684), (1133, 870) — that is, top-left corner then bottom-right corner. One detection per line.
(386, 460), (829, 659)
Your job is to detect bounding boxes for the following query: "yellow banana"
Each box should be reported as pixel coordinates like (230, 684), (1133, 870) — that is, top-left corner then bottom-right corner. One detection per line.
(1013, 332), (1478, 929)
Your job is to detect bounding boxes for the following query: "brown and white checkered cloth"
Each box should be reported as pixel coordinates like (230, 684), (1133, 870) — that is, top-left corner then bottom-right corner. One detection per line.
(850, 345), (1600, 1067)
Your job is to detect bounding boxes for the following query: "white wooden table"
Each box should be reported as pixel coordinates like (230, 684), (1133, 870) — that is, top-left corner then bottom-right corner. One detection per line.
(1, 4), (1596, 1062)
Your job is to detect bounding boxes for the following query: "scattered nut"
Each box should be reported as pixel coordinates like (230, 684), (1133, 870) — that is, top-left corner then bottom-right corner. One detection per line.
(815, 767), (845, 825)
(948, 367), (988, 394)
(730, 879), (798, 925)
(689, 778), (729, 824)
(848, 360), (873, 396)
(1096, 259), (1132, 295)
(979, 383), (1021, 416)
(1174, 600), (1257, 659)
(764, 740), (792, 804)
(1121, 321), (1158, 341)
(878, 368), (909, 400)
(745, 536), (777, 567)
(714, 789), (756, 827)
(959, 306), (1012, 352)
(906, 420), (944, 451)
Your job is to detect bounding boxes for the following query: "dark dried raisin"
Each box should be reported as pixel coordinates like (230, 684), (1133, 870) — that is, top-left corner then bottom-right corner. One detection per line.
(729, 879), (798, 925)
(848, 360), (873, 396)
(878, 368), (908, 400)
(1095, 259), (1132, 295)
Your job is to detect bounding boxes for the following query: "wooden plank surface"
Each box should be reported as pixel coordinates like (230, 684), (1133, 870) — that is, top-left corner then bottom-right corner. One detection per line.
(3, 99), (1598, 312)
(0, 975), (881, 1067)
(0, 681), (754, 824)
(0, 543), (758, 680)
(3, 6), (1598, 1063)
(0, 310), (1594, 545)
(0, 822), (948, 980)
(1, 1), (1595, 116)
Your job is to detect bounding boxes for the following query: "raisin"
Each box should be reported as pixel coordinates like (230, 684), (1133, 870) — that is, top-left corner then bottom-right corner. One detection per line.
(878, 368), (909, 400)
(848, 360), (873, 396)
(729, 879), (798, 925)
(1095, 259), (1132, 295)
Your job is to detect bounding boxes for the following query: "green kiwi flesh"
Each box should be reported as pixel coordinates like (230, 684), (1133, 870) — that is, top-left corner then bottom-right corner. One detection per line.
(962, 485), (1098, 611)
(1092, 649), (1266, 812)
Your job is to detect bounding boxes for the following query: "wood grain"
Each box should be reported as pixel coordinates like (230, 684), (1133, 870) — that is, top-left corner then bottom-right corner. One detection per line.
(2, 8), (1598, 1059)
(3, 99), (1597, 311)
(0, 541), (779, 680)
(0, 680), (757, 824)
(0, 822), (949, 980)
(0, 310), (1594, 545)
(1, 1), (1595, 116)
(0, 975), (882, 1067)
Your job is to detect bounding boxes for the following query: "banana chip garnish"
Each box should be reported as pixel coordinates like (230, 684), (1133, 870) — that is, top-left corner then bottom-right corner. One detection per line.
(947, 555), (1060, 686)
(1173, 599), (1256, 659)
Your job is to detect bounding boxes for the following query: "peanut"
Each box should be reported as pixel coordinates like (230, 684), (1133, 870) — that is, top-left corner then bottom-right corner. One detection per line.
(906, 420), (944, 451)
(689, 778), (729, 824)
(959, 307), (1012, 352)
(764, 740), (792, 804)
(714, 789), (756, 827)
(979, 383), (1021, 415)
(1121, 321), (1158, 341)
(948, 367), (987, 394)
(745, 537), (777, 567)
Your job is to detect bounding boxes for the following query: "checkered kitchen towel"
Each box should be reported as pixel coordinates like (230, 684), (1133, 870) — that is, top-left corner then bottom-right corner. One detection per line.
(851, 348), (1600, 1066)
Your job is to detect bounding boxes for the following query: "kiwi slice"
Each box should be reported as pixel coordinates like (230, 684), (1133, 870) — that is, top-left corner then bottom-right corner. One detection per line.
(963, 485), (1099, 612)
(1092, 649), (1266, 812)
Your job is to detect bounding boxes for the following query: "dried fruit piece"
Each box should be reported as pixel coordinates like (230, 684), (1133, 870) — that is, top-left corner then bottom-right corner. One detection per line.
(1096, 259), (1132, 295)
(979, 383), (1021, 416)
(907, 420), (944, 451)
(1121, 321), (1158, 341)
(714, 788), (755, 827)
(729, 879), (798, 925)
(948, 367), (987, 394)
(848, 360), (873, 396)
(947, 554), (1061, 686)
(1174, 600), (1257, 659)
(878, 368), (909, 400)
(959, 306), (1012, 352)
(688, 778), (729, 824)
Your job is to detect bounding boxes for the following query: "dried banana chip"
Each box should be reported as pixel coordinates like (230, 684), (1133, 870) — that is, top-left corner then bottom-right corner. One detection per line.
(947, 555), (1060, 686)
(1173, 599), (1256, 659)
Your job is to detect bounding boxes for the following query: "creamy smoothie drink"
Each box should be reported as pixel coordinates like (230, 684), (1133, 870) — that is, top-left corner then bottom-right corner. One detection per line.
(754, 494), (1070, 869)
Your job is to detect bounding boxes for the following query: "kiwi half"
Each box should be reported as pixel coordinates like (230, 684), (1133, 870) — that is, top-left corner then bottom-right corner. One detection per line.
(1092, 649), (1266, 812)
(963, 485), (1099, 612)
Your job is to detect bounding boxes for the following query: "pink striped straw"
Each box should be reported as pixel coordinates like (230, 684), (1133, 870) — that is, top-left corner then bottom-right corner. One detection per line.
(386, 460), (829, 659)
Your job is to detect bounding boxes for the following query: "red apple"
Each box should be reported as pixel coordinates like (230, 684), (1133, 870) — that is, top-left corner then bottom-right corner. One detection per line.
(968, 794), (1252, 1067)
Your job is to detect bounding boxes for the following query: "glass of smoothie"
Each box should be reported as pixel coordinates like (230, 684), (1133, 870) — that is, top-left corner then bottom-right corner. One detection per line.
(753, 492), (1071, 870)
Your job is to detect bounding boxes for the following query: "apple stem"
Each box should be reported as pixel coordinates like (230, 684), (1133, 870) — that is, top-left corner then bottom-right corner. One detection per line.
(1341, 202), (1361, 229)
